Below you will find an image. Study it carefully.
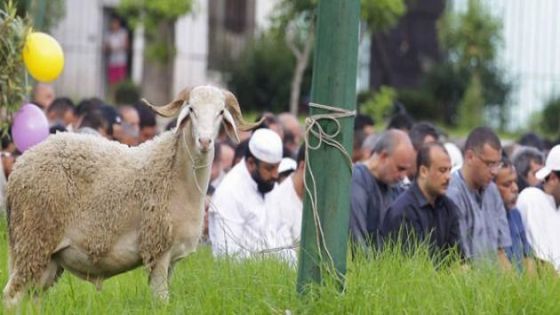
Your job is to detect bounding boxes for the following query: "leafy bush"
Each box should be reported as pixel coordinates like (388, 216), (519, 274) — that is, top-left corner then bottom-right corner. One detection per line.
(118, 0), (193, 63)
(0, 4), (31, 129)
(458, 74), (484, 129)
(541, 97), (560, 136)
(2, 0), (65, 32)
(433, 1), (510, 128)
(114, 80), (141, 105)
(227, 32), (312, 113)
(359, 86), (396, 125)
(396, 88), (441, 122)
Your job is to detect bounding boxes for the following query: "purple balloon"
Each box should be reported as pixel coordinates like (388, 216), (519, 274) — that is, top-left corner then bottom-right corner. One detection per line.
(11, 103), (49, 152)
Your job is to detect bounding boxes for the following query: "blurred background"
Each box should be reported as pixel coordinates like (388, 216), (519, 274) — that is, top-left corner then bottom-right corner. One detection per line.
(8, 0), (560, 137)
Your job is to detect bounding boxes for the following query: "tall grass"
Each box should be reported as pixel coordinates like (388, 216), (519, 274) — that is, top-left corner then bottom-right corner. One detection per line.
(0, 216), (559, 314)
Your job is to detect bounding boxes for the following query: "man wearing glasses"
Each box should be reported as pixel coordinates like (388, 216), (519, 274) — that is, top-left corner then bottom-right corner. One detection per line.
(446, 127), (512, 270)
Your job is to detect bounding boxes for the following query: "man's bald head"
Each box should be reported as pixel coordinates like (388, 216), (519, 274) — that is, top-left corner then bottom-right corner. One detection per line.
(372, 129), (413, 155)
(278, 113), (301, 131)
(371, 129), (415, 185)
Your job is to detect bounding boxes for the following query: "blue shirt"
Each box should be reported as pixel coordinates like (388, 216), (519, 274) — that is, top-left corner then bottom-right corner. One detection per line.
(446, 171), (512, 259)
(380, 182), (462, 258)
(505, 208), (532, 272)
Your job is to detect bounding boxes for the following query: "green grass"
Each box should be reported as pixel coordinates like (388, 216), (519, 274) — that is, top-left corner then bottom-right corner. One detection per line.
(1, 216), (559, 314)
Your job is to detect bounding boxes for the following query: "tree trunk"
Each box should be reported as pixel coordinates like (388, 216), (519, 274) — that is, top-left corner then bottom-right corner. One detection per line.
(286, 25), (314, 115)
(371, 32), (393, 87)
(142, 21), (174, 105)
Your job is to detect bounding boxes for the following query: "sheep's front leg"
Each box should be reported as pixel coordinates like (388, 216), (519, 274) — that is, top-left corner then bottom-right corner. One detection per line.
(148, 251), (172, 302)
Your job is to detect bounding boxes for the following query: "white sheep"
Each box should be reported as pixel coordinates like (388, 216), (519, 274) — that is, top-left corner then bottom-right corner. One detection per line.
(3, 85), (257, 307)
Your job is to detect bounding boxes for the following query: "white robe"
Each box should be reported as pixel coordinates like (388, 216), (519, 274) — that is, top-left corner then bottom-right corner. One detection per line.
(266, 176), (303, 251)
(208, 159), (277, 257)
(517, 187), (560, 271)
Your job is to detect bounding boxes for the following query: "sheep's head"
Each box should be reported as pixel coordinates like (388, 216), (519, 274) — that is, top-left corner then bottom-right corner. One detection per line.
(143, 86), (259, 153)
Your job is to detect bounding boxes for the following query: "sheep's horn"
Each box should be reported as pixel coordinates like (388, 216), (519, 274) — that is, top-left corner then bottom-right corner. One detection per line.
(142, 88), (191, 118)
(224, 91), (263, 131)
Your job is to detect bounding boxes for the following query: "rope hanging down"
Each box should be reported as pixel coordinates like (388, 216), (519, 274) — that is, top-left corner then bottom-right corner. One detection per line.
(303, 102), (356, 270)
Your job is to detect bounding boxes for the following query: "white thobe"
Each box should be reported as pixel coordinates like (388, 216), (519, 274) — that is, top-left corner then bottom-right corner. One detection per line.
(265, 176), (303, 263)
(517, 187), (560, 271)
(208, 159), (276, 257)
(266, 176), (303, 250)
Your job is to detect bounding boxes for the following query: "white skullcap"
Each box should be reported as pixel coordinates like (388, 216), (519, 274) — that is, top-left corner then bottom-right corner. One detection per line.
(249, 128), (283, 164)
(536, 145), (560, 180)
(278, 157), (297, 173)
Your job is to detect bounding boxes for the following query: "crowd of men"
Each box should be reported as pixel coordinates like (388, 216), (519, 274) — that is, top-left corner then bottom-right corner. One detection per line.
(1, 83), (560, 273)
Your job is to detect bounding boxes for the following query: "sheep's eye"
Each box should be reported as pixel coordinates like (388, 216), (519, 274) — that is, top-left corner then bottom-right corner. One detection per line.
(219, 110), (224, 115)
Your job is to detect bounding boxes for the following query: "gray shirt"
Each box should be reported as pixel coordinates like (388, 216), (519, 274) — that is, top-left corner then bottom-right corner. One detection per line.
(349, 163), (402, 247)
(446, 170), (512, 259)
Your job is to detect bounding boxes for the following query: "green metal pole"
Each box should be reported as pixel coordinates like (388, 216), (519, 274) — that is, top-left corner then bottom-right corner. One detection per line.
(297, 0), (360, 293)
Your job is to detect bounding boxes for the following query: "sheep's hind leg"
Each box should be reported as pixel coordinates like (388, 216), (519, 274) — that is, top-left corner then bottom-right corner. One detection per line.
(3, 271), (27, 309)
(26, 260), (63, 305)
(148, 251), (172, 302)
(3, 250), (60, 307)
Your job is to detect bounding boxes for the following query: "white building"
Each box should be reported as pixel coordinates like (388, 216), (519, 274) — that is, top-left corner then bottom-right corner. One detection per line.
(50, 0), (280, 101)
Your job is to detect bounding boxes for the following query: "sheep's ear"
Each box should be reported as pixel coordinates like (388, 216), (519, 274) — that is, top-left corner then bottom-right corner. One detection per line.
(174, 105), (191, 134)
(223, 109), (240, 143)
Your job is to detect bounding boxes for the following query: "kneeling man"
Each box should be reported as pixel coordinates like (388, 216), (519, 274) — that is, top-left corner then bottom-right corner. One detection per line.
(381, 143), (461, 258)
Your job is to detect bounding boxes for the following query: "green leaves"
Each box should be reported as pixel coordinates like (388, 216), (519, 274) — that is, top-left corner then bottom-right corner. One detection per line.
(438, 0), (502, 70)
(360, 86), (396, 125)
(458, 73), (484, 128)
(540, 97), (560, 136)
(0, 2), (31, 129)
(1, 0), (65, 32)
(227, 32), (309, 112)
(361, 0), (406, 33)
(272, 0), (406, 35)
(118, 0), (193, 63)
(429, 0), (510, 127)
(119, 0), (193, 27)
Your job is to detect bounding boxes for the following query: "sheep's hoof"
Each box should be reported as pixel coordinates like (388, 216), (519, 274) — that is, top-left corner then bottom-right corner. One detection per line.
(154, 291), (169, 303)
(3, 291), (23, 310)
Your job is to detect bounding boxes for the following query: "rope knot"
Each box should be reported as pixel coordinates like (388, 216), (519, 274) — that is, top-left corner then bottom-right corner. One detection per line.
(303, 101), (356, 272)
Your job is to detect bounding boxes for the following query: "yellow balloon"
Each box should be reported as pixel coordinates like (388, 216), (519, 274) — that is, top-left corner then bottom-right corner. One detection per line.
(22, 32), (64, 82)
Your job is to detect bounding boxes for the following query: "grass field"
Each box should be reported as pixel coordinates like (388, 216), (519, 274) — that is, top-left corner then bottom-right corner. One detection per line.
(0, 217), (559, 314)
